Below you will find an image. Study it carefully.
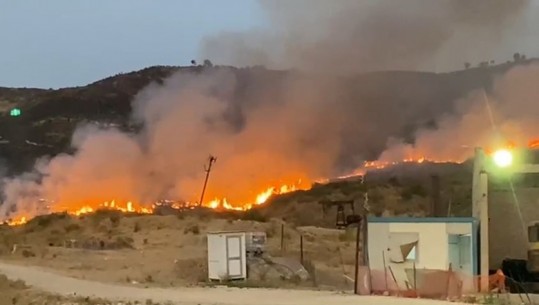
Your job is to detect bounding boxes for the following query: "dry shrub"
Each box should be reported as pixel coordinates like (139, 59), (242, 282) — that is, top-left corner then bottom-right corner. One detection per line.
(24, 213), (70, 233)
(32, 212), (69, 228)
(109, 214), (121, 227)
(241, 209), (267, 222)
(64, 223), (81, 233)
(134, 222), (141, 233)
(174, 258), (207, 284)
(112, 236), (134, 249)
(266, 224), (278, 238)
(184, 224), (200, 235)
(21, 249), (35, 258)
(0, 274), (27, 290)
(90, 210), (122, 227)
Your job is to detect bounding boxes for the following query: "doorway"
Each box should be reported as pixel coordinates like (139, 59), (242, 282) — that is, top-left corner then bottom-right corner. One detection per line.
(448, 234), (472, 273)
(226, 235), (244, 278)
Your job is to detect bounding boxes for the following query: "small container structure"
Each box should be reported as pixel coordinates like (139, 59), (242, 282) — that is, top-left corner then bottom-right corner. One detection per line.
(207, 231), (247, 281)
(246, 231), (267, 256)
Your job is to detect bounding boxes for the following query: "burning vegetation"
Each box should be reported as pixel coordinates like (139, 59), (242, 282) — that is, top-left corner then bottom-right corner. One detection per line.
(5, 182), (306, 226)
(4, 56), (539, 226)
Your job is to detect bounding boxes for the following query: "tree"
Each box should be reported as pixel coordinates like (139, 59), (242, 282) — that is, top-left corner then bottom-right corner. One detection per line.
(464, 62), (471, 69)
(191, 60), (197, 66)
(203, 59), (213, 67)
(513, 52), (521, 62)
(490, 60), (495, 65)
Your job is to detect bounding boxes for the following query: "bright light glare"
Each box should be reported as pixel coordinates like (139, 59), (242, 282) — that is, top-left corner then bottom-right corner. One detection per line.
(493, 149), (513, 167)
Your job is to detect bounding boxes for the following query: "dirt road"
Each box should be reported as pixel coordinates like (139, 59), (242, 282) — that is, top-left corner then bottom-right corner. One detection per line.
(0, 262), (467, 305)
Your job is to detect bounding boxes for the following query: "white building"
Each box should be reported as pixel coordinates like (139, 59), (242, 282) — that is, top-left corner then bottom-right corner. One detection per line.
(367, 217), (478, 289)
(207, 231), (247, 281)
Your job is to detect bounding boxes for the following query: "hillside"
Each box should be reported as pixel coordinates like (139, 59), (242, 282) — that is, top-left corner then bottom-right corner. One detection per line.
(0, 60), (535, 176)
(1, 59), (538, 226)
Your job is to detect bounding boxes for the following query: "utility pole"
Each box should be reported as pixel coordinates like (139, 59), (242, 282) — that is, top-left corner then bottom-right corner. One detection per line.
(354, 174), (370, 294)
(472, 148), (489, 292)
(199, 155), (217, 207)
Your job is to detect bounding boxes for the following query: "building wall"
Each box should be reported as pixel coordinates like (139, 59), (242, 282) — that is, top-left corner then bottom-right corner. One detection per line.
(368, 219), (474, 288)
(488, 187), (539, 268)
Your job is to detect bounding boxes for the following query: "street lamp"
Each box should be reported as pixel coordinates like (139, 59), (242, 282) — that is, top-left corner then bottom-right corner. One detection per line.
(473, 146), (536, 292)
(492, 149), (513, 168)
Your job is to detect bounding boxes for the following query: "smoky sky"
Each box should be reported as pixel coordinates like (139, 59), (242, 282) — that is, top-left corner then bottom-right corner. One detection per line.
(378, 63), (539, 162)
(2, 1), (539, 220)
(201, 0), (534, 73)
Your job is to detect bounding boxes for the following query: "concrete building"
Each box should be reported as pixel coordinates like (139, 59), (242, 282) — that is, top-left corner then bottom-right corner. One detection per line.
(473, 147), (539, 271)
(489, 185), (539, 269)
(367, 217), (478, 288)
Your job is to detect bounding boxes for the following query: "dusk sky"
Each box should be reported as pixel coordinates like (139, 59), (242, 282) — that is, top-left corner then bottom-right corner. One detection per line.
(0, 0), (265, 88)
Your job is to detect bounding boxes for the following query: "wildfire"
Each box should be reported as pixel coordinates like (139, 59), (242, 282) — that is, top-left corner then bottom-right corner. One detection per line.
(6, 138), (539, 227)
(5, 183), (305, 226)
(204, 183), (301, 211)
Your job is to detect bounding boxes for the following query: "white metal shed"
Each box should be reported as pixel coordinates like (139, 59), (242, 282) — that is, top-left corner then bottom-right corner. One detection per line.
(207, 231), (247, 281)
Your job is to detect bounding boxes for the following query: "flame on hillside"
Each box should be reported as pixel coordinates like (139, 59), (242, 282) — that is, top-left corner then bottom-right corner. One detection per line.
(5, 182), (305, 226)
(6, 137), (539, 227)
(335, 138), (539, 180)
(335, 157), (457, 180)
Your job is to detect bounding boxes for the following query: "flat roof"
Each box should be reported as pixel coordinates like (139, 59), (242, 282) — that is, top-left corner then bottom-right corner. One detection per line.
(207, 230), (247, 235)
(368, 217), (477, 224)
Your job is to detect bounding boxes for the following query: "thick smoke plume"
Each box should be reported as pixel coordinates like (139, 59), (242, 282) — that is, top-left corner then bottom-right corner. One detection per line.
(201, 0), (532, 73)
(378, 63), (539, 162)
(0, 69), (346, 218)
(2, 1), (538, 220)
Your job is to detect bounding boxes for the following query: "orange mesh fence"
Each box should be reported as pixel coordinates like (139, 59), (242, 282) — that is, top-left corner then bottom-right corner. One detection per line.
(356, 266), (507, 301)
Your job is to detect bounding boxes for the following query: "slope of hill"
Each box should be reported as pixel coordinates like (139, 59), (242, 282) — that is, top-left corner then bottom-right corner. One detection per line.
(0, 60), (534, 175)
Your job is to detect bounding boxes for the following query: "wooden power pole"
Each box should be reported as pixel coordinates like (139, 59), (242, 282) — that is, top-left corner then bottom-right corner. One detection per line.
(199, 155), (217, 207)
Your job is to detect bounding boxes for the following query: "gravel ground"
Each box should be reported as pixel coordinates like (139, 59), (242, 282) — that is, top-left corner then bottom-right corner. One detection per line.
(0, 261), (476, 305)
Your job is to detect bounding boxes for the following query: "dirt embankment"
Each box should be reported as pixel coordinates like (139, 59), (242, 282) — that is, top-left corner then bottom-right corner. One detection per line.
(0, 211), (359, 290)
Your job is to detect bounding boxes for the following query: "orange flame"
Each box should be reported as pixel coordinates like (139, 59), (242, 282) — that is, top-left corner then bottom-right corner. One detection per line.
(5, 182), (304, 226)
(529, 140), (539, 149)
(7, 138), (539, 227)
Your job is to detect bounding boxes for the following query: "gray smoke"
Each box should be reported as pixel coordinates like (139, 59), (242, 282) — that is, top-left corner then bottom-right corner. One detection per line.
(0, 68), (346, 219)
(2, 1), (538, 220)
(378, 63), (539, 162)
(201, 0), (533, 73)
